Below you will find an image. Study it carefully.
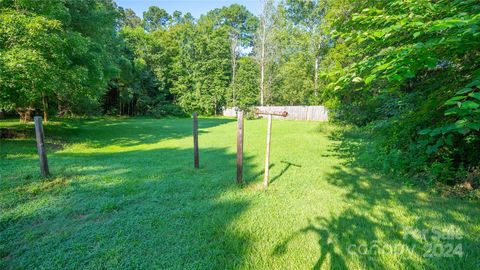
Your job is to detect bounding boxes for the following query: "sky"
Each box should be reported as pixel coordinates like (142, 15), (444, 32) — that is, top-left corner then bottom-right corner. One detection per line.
(115, 0), (261, 18)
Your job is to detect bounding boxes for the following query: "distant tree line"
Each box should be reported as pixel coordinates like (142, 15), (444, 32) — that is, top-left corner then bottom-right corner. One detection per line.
(0, 0), (479, 184)
(0, 0), (335, 120)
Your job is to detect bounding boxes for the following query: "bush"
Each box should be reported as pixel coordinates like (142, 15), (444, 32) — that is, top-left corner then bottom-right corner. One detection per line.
(148, 103), (187, 118)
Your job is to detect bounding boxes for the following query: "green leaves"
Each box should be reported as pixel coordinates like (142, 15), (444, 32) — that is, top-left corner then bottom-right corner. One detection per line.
(322, 0), (477, 161)
(469, 92), (480, 101)
(352, 77), (363, 83)
(364, 75), (376, 85)
(0, 10), (64, 109)
(456, 87), (473, 95)
(444, 96), (466, 105)
(420, 76), (480, 155)
(418, 128), (432, 135)
(460, 100), (480, 109)
(0, 1), (120, 114)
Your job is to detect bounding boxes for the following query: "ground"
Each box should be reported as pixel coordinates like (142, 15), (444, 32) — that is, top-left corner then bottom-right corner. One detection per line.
(1, 117), (479, 269)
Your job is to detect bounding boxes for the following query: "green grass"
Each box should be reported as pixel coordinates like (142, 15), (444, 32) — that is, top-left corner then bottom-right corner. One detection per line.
(1, 117), (479, 269)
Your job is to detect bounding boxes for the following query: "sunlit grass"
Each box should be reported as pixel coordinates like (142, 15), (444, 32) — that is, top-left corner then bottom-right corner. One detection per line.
(1, 117), (479, 269)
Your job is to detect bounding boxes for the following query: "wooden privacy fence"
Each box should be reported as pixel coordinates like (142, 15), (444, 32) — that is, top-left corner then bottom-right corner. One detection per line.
(223, 106), (328, 121)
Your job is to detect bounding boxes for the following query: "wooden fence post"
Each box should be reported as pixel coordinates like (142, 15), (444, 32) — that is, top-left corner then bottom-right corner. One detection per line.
(236, 110), (244, 184)
(193, 112), (199, 169)
(253, 109), (287, 188)
(263, 114), (272, 187)
(34, 116), (49, 177)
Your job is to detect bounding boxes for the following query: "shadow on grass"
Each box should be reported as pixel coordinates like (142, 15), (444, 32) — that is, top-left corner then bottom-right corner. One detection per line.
(0, 118), (253, 269)
(1, 117), (234, 148)
(270, 161), (302, 184)
(273, 128), (480, 269)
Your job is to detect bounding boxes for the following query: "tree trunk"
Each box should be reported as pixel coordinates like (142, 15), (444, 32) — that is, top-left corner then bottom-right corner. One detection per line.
(26, 107), (33, 122)
(230, 34), (238, 106)
(260, 9), (266, 106)
(17, 107), (33, 123)
(314, 55), (319, 97)
(214, 99), (218, 115)
(42, 93), (49, 122)
(17, 110), (24, 123)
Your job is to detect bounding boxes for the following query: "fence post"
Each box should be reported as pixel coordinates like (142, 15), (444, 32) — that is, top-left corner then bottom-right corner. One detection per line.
(236, 110), (244, 184)
(34, 116), (49, 177)
(263, 114), (272, 187)
(193, 112), (199, 169)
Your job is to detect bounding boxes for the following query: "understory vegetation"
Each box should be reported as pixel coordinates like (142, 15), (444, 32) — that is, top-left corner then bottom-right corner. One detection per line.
(1, 118), (479, 269)
(0, 1), (479, 198)
(318, 0), (480, 188)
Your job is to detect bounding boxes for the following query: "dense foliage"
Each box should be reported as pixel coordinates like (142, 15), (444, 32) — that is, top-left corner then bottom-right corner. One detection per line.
(0, 0), (119, 120)
(317, 0), (480, 184)
(0, 0), (478, 186)
(109, 4), (258, 115)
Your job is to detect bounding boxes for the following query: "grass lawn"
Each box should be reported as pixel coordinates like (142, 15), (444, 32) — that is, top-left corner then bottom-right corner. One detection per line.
(1, 117), (479, 269)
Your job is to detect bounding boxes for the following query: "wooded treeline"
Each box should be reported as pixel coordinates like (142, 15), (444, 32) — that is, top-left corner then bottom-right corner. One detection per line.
(317, 0), (479, 184)
(0, 0), (479, 184)
(0, 0), (335, 120)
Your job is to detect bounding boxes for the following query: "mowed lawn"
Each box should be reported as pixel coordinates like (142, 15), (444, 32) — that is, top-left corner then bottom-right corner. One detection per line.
(1, 117), (479, 269)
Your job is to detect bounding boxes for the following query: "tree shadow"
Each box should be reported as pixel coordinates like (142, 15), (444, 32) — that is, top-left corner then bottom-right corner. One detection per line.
(1, 117), (234, 149)
(273, 128), (480, 269)
(273, 217), (348, 270)
(0, 119), (255, 269)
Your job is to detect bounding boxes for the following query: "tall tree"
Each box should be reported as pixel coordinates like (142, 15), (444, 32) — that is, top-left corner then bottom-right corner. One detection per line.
(212, 5), (257, 106)
(119, 7), (142, 28)
(170, 11), (231, 114)
(0, 0), (120, 120)
(284, 0), (326, 97)
(143, 6), (170, 32)
(0, 10), (64, 121)
(256, 0), (276, 105)
(233, 57), (260, 109)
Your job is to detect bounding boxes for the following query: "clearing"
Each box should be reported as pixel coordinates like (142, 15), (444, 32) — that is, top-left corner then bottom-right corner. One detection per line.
(1, 117), (479, 269)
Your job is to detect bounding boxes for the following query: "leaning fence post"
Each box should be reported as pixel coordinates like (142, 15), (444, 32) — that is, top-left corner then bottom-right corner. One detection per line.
(34, 116), (49, 177)
(236, 110), (244, 184)
(193, 112), (199, 169)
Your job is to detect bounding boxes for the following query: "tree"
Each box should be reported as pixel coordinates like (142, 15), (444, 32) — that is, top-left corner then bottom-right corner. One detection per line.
(119, 7), (142, 28)
(234, 57), (260, 109)
(0, 0), (120, 120)
(143, 6), (171, 32)
(211, 5), (257, 106)
(169, 11), (231, 114)
(284, 0), (327, 97)
(256, 0), (276, 105)
(318, 0), (480, 181)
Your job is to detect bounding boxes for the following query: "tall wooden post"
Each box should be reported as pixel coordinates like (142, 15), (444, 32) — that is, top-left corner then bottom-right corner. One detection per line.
(193, 112), (199, 169)
(34, 116), (49, 177)
(253, 110), (287, 188)
(236, 110), (244, 184)
(263, 114), (272, 187)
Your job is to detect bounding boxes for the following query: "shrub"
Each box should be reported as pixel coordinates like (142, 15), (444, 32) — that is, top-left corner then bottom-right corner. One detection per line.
(148, 103), (187, 118)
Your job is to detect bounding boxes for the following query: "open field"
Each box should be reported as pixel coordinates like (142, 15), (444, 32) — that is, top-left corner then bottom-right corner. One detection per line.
(1, 117), (479, 269)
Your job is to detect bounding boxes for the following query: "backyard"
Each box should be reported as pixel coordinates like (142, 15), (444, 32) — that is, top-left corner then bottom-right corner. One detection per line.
(1, 117), (479, 269)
